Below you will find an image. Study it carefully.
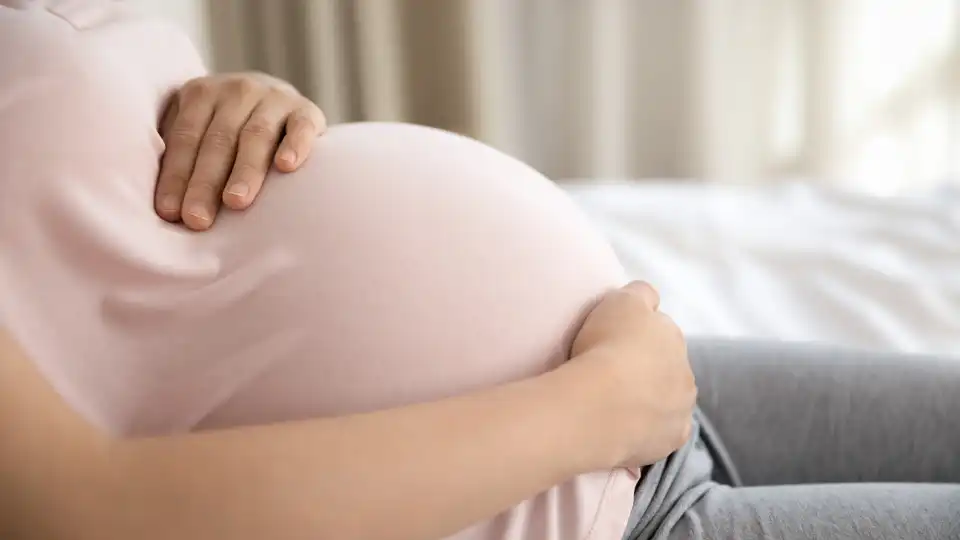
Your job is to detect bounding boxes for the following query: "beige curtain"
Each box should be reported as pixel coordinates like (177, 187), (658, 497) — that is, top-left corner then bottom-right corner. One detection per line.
(204, 0), (960, 192)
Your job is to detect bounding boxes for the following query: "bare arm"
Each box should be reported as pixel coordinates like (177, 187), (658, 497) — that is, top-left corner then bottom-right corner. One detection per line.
(0, 329), (604, 540)
(1, 282), (696, 540)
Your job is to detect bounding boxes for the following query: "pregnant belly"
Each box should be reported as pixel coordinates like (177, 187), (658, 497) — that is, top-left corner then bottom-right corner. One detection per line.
(195, 122), (628, 426)
(190, 123), (637, 540)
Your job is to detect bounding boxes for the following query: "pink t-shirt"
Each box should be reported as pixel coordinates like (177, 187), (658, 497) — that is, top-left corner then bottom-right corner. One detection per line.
(0, 1), (637, 539)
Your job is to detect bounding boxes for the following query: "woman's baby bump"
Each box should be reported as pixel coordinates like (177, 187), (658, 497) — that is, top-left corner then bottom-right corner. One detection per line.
(192, 123), (638, 540)
(199, 122), (629, 424)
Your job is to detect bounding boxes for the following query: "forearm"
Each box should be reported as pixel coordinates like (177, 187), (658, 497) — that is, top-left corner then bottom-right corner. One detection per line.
(10, 356), (601, 540)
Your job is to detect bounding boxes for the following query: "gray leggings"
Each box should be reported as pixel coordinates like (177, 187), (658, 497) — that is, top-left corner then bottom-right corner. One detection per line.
(625, 339), (960, 540)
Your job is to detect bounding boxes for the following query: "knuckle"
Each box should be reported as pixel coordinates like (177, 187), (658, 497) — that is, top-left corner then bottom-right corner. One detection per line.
(266, 86), (295, 101)
(241, 118), (277, 139)
(289, 110), (318, 133)
(180, 78), (216, 101)
(167, 126), (202, 148)
(203, 128), (238, 150)
(226, 76), (261, 97)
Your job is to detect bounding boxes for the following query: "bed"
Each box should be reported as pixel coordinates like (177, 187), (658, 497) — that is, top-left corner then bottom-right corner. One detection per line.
(563, 180), (960, 357)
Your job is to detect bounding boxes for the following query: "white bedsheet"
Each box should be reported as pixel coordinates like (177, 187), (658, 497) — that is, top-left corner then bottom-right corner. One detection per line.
(563, 181), (960, 357)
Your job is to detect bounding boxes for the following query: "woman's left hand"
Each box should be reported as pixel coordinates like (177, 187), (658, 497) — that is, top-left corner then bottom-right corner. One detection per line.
(155, 72), (327, 231)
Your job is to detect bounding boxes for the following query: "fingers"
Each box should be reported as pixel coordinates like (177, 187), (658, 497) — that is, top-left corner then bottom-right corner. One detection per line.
(623, 280), (660, 311)
(274, 104), (326, 172)
(181, 88), (262, 230)
(221, 100), (288, 210)
(155, 73), (327, 229)
(154, 84), (216, 222)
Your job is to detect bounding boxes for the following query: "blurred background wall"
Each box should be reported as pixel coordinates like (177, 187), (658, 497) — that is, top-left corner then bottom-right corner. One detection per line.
(133, 0), (960, 194)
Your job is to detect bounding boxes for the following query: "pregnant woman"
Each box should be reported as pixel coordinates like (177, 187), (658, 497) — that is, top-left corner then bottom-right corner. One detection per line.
(1, 2), (959, 540)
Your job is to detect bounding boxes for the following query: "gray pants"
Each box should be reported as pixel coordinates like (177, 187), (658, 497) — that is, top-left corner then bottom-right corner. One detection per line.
(625, 339), (960, 540)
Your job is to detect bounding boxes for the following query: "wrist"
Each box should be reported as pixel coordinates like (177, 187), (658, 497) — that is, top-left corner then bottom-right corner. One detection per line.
(538, 355), (621, 473)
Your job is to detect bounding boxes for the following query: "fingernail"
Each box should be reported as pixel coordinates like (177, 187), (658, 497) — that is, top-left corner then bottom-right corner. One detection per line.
(226, 183), (249, 198)
(277, 148), (297, 166)
(186, 205), (211, 223)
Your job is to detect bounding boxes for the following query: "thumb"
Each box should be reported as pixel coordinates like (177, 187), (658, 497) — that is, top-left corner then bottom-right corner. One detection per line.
(623, 280), (660, 311)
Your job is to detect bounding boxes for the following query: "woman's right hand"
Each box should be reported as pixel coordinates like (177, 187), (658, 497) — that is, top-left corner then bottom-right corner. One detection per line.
(565, 280), (697, 470)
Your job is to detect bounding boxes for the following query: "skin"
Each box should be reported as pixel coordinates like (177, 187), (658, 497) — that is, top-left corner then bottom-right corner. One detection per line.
(153, 72), (327, 231)
(0, 73), (697, 539)
(0, 281), (696, 540)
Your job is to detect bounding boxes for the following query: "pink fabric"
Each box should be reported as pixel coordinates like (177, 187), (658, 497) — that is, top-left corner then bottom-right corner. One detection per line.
(0, 2), (637, 539)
